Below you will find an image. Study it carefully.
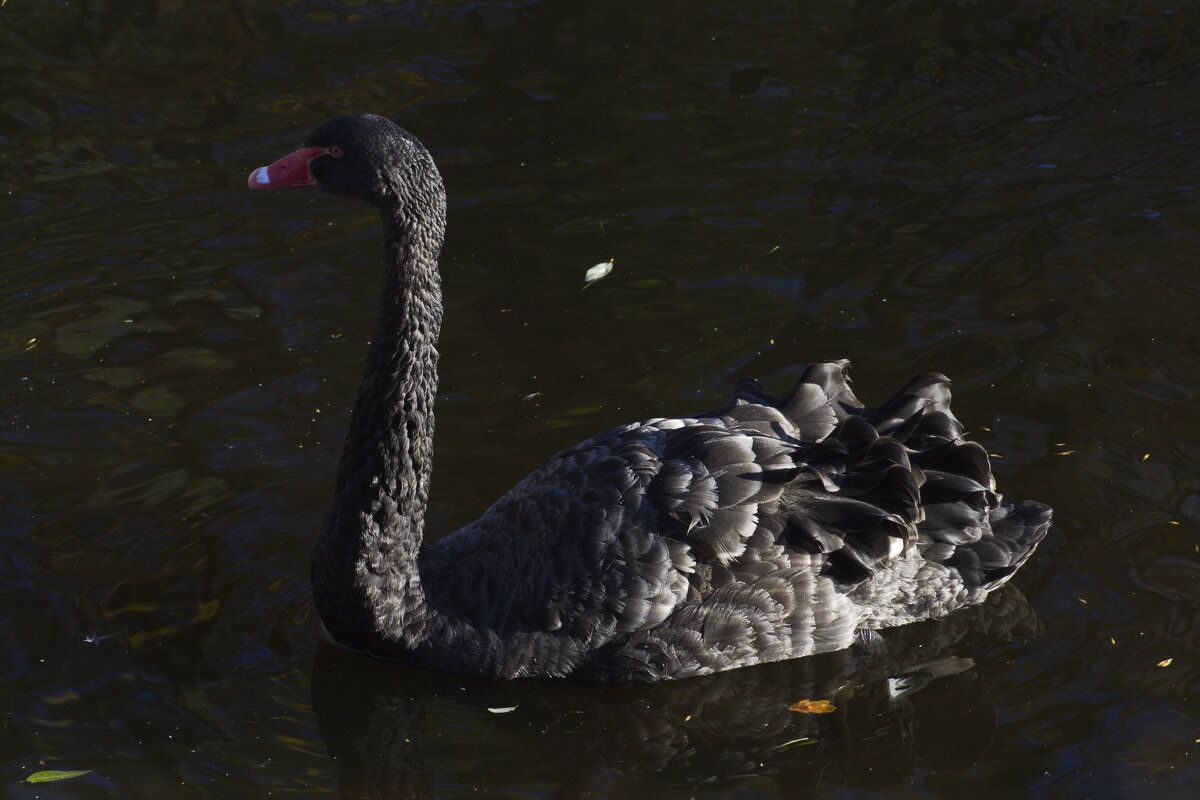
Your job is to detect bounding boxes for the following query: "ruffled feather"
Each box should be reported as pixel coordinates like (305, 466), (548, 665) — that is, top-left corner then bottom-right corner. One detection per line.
(414, 361), (1051, 682)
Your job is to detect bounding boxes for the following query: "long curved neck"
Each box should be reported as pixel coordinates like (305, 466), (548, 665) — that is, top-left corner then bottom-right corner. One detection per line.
(312, 191), (445, 652)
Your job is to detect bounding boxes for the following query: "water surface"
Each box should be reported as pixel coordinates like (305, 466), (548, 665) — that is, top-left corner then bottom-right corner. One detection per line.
(2, 1), (1197, 797)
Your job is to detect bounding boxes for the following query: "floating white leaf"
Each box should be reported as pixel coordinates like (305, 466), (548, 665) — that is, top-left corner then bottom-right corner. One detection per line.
(583, 259), (613, 288)
(487, 706), (517, 714)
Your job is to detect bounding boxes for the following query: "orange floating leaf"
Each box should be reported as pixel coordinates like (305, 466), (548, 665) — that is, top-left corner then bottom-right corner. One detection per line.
(788, 699), (837, 714)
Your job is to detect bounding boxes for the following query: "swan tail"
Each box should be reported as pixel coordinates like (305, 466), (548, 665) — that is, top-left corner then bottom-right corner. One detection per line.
(938, 500), (1052, 592)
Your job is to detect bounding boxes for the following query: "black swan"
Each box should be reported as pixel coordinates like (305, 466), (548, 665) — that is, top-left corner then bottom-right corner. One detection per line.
(248, 113), (1052, 682)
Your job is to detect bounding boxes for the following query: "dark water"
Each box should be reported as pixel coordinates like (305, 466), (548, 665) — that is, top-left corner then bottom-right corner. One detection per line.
(3, 1), (1198, 797)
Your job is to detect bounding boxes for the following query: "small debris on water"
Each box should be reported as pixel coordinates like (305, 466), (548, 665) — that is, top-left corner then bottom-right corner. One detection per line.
(766, 737), (816, 752)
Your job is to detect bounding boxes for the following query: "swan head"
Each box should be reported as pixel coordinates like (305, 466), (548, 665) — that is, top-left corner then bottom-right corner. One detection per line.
(248, 114), (441, 208)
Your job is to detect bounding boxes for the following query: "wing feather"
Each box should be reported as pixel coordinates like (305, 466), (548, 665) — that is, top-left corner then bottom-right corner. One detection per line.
(412, 361), (1049, 681)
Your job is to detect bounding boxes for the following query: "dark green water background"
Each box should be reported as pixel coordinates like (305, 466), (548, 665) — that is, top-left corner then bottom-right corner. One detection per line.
(2, 1), (1198, 797)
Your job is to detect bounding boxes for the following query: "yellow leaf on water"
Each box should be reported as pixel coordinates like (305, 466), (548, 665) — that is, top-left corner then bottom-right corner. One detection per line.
(1142, 453), (1150, 461)
(25, 771), (93, 784)
(1054, 450), (1076, 455)
(1156, 658), (1172, 668)
(788, 699), (837, 714)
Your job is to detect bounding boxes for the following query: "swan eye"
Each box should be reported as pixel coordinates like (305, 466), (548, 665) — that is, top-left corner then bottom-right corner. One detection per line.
(328, 145), (344, 158)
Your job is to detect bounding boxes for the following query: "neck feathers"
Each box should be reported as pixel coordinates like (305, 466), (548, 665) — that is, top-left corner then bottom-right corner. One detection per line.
(312, 181), (446, 652)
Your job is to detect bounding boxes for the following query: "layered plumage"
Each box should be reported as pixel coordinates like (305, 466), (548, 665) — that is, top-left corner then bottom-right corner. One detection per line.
(250, 114), (1051, 682)
(417, 361), (1049, 681)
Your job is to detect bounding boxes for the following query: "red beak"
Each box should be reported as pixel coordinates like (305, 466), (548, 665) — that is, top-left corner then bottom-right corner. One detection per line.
(247, 146), (329, 189)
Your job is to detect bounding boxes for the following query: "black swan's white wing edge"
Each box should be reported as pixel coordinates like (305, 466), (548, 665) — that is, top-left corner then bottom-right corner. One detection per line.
(416, 360), (1052, 681)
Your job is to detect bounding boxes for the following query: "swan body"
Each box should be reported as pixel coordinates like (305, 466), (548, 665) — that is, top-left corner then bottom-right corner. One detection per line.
(250, 114), (1051, 682)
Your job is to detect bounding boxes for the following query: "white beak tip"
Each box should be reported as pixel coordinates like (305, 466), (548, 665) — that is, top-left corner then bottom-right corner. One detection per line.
(248, 166), (272, 188)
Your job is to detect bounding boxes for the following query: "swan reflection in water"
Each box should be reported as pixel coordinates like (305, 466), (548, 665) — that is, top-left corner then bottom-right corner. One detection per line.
(310, 585), (1039, 797)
